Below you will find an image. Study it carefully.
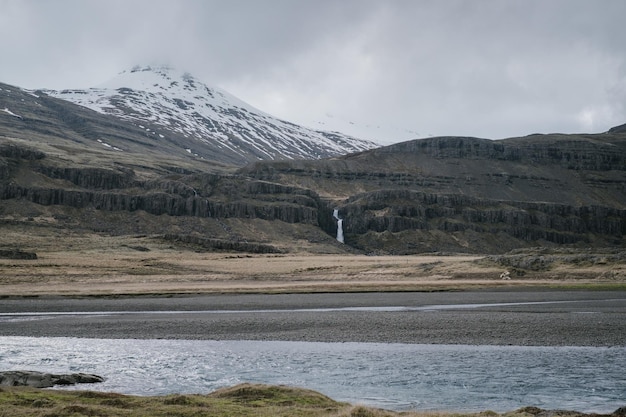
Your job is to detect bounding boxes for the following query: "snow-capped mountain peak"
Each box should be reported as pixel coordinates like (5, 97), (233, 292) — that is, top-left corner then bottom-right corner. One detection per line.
(46, 66), (378, 164)
(97, 66), (250, 110)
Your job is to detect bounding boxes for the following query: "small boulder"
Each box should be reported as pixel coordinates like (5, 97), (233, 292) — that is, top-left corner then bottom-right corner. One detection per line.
(0, 249), (37, 260)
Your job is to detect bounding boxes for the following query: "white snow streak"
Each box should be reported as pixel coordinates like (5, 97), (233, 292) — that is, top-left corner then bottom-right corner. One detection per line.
(97, 139), (123, 151)
(2, 107), (22, 119)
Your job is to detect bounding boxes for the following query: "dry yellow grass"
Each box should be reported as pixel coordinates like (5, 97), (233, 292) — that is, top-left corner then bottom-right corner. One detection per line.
(1, 233), (624, 296)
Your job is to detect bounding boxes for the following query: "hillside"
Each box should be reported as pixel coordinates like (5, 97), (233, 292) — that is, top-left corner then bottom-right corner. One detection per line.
(241, 134), (626, 253)
(1, 76), (625, 255)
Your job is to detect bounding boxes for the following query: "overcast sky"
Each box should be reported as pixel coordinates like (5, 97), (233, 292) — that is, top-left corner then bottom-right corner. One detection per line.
(2, 0), (625, 144)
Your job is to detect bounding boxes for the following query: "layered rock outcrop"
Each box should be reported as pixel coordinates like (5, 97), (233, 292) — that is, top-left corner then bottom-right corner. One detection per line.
(242, 131), (626, 252)
(0, 183), (321, 224)
(337, 189), (625, 253)
(342, 190), (625, 237)
(0, 146), (325, 226)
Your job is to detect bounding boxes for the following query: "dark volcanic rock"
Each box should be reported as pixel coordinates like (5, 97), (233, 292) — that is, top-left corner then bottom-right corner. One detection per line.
(0, 370), (104, 388)
(613, 407), (626, 417)
(608, 123), (626, 133)
(342, 189), (625, 238)
(0, 143), (45, 160)
(380, 135), (626, 171)
(517, 406), (626, 417)
(163, 234), (282, 253)
(0, 249), (37, 259)
(35, 166), (135, 189)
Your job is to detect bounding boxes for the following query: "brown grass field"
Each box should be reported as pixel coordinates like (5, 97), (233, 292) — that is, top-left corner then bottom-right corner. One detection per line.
(1, 232), (625, 297)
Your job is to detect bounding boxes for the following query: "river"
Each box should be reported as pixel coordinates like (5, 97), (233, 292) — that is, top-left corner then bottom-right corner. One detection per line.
(1, 336), (624, 412)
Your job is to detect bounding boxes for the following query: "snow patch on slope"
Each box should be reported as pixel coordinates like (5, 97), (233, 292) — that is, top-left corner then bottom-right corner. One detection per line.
(46, 66), (378, 162)
(2, 107), (22, 119)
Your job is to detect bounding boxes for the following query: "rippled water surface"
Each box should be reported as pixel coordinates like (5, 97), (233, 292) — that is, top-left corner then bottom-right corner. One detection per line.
(1, 337), (624, 412)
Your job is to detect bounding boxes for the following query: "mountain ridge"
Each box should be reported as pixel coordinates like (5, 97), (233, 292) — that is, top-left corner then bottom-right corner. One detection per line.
(45, 66), (378, 165)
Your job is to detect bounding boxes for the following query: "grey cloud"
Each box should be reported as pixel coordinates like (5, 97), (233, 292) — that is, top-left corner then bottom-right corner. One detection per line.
(1, 0), (625, 143)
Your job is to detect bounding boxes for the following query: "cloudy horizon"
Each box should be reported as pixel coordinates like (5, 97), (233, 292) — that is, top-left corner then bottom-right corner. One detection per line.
(1, 0), (625, 144)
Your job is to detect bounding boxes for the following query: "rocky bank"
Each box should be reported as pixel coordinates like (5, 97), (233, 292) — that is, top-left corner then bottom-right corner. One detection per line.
(0, 371), (104, 388)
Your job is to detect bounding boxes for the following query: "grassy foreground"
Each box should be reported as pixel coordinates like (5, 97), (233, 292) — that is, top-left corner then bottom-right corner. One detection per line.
(0, 383), (546, 417)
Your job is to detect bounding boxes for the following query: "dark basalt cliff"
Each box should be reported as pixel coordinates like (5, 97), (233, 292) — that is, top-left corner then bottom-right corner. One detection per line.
(0, 140), (337, 254)
(0, 160), (324, 225)
(241, 132), (626, 253)
(339, 190), (624, 254)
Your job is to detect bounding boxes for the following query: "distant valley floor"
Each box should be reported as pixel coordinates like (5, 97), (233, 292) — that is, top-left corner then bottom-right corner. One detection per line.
(1, 234), (625, 297)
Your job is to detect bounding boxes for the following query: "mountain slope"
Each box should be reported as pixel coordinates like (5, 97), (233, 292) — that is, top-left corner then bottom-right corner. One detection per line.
(46, 66), (378, 165)
(0, 81), (228, 173)
(2, 75), (625, 255)
(241, 131), (626, 253)
(242, 133), (626, 206)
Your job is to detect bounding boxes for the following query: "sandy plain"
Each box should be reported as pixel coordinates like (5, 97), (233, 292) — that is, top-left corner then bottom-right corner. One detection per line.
(1, 251), (496, 296)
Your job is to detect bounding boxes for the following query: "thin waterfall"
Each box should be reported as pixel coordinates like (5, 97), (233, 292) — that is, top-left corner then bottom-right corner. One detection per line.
(333, 209), (344, 244)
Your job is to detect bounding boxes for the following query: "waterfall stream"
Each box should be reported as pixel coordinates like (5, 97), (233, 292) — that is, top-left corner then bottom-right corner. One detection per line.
(333, 209), (344, 243)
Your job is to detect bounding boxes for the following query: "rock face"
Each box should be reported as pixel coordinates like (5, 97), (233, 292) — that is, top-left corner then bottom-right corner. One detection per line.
(0, 171), (324, 225)
(0, 370), (104, 388)
(242, 132), (626, 253)
(608, 123), (626, 133)
(517, 406), (626, 417)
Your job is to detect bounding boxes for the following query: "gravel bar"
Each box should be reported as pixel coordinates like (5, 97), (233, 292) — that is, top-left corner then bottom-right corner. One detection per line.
(1, 290), (625, 346)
